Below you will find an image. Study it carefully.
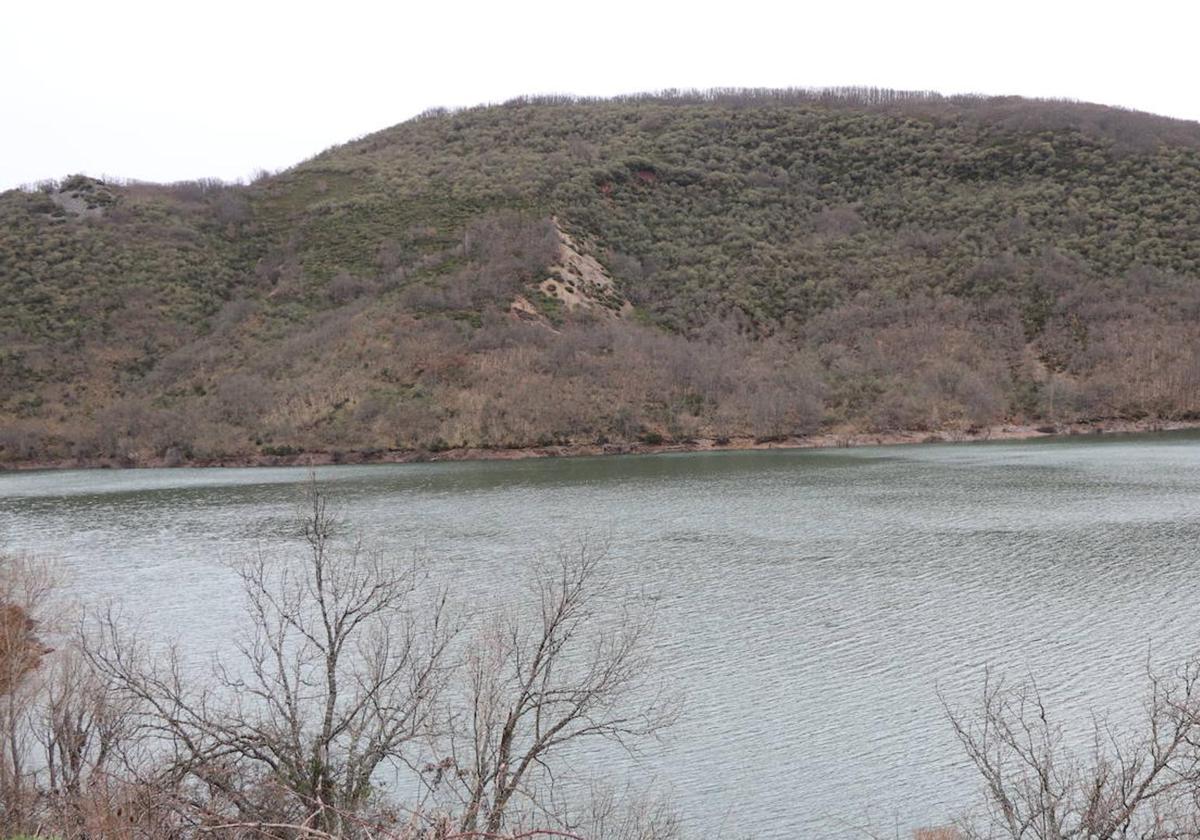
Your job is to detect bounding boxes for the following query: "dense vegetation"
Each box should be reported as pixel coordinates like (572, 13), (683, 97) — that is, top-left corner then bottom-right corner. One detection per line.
(4, 88), (1200, 465)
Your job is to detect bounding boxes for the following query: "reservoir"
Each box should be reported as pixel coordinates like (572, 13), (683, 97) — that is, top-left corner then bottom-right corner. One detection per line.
(3, 432), (1200, 837)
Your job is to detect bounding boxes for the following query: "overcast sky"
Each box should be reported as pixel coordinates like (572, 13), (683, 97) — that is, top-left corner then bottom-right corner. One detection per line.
(4, 0), (1198, 190)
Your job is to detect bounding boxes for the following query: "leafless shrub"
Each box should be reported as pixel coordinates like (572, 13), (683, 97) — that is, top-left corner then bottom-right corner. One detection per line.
(30, 642), (140, 838)
(0, 424), (44, 462)
(2, 481), (681, 839)
(401, 215), (560, 315)
(946, 665), (1200, 839)
(464, 213), (560, 304)
(162, 178), (229, 203)
(570, 784), (681, 840)
(812, 205), (866, 238)
(209, 373), (272, 427)
(85, 479), (456, 836)
(0, 553), (55, 829)
(328, 270), (378, 304)
(211, 190), (250, 226)
(435, 538), (678, 836)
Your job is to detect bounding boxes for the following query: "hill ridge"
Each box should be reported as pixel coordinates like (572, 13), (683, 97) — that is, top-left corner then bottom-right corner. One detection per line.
(3, 89), (1199, 465)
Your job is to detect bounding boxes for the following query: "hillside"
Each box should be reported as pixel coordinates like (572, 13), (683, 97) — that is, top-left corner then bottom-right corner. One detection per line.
(3, 88), (1200, 466)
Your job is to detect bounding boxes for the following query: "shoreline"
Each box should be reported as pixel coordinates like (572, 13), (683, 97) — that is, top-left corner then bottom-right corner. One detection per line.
(2, 418), (1198, 473)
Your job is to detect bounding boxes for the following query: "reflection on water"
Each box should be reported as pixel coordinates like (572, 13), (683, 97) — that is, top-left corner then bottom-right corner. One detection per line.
(3, 431), (1200, 837)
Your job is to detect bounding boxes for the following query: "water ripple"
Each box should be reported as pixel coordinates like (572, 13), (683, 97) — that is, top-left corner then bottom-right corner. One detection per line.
(3, 433), (1200, 837)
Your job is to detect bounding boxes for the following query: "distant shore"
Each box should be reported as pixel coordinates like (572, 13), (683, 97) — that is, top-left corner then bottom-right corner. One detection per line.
(3, 417), (1198, 473)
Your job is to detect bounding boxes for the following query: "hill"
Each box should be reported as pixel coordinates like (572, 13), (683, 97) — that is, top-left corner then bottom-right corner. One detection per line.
(3, 88), (1200, 466)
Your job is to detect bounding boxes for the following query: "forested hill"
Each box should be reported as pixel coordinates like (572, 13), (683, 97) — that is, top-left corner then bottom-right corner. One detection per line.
(4, 88), (1200, 465)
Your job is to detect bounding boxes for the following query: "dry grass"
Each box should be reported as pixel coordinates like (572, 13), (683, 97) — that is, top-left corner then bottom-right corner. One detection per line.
(913, 828), (961, 840)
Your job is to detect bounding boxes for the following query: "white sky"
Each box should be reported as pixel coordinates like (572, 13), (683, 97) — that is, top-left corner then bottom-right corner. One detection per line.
(4, 0), (1199, 190)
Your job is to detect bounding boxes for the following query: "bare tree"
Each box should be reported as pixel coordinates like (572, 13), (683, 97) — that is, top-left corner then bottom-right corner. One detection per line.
(437, 539), (678, 836)
(32, 642), (138, 838)
(0, 552), (152, 840)
(86, 479), (456, 836)
(570, 783), (681, 840)
(0, 551), (55, 829)
(4, 482), (678, 839)
(945, 664), (1200, 839)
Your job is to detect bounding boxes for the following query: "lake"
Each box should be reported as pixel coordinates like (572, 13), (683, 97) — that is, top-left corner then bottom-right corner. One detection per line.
(3, 432), (1200, 837)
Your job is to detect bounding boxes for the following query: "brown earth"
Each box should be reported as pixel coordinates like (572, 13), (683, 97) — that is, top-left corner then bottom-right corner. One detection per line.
(4, 418), (1197, 473)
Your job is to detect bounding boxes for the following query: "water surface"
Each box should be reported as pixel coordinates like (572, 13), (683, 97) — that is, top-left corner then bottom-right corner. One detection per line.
(3, 432), (1200, 837)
